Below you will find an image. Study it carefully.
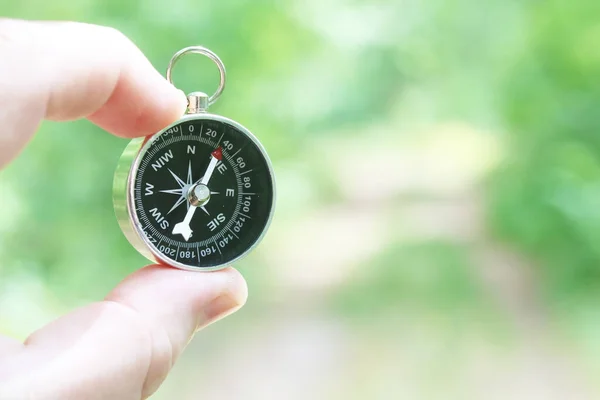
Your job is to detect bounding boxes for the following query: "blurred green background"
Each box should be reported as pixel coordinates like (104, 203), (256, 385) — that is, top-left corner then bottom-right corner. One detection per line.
(2, 0), (600, 398)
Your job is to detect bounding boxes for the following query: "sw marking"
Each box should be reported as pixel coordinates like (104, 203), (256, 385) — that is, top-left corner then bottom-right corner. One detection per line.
(149, 207), (170, 230)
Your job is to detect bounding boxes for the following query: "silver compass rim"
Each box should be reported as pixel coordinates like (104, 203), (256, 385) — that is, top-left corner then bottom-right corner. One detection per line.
(120, 113), (276, 272)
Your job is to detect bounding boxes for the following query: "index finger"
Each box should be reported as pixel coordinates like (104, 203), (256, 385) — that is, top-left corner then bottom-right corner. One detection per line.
(0, 19), (186, 168)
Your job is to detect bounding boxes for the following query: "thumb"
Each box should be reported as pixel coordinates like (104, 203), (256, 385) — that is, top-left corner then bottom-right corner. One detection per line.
(0, 265), (247, 400)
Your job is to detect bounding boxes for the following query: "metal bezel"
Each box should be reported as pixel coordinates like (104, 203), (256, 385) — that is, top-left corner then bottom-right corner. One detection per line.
(113, 113), (276, 271)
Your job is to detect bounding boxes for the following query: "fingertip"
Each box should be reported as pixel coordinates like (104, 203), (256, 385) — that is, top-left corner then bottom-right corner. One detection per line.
(105, 264), (247, 397)
(212, 266), (248, 306)
(106, 264), (248, 329)
(200, 267), (248, 324)
(89, 78), (187, 138)
(0, 20), (191, 168)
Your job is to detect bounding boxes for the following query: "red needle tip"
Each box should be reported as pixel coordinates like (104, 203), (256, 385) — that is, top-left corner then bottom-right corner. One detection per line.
(211, 147), (223, 161)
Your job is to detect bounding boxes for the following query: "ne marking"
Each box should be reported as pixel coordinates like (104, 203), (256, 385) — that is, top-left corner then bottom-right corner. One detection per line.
(240, 169), (253, 176)
(239, 212), (252, 219)
(231, 148), (241, 158)
(214, 238), (222, 254)
(217, 161), (228, 174)
(228, 227), (240, 239)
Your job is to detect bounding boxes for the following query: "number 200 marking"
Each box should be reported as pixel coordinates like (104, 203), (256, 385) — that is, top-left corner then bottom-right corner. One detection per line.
(159, 245), (176, 256)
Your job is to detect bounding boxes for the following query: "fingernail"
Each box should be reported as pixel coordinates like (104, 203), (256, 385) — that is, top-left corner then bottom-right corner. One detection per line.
(200, 294), (242, 328)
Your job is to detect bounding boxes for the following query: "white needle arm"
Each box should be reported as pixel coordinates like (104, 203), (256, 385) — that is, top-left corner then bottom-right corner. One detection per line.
(172, 147), (222, 241)
(172, 206), (196, 241)
(200, 154), (220, 185)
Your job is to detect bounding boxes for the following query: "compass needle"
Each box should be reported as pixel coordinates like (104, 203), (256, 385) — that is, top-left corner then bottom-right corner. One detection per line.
(115, 46), (275, 270)
(172, 206), (196, 241)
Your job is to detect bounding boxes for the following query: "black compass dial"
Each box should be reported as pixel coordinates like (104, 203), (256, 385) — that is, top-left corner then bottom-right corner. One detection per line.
(132, 117), (274, 269)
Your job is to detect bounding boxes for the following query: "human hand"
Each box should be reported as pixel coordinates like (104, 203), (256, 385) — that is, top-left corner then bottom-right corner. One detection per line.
(0, 19), (247, 399)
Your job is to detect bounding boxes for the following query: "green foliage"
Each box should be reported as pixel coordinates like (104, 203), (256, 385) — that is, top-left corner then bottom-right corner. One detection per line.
(487, 0), (600, 303)
(333, 241), (498, 325)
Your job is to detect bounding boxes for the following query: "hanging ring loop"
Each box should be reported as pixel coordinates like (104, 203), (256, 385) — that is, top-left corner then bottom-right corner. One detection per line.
(166, 46), (226, 106)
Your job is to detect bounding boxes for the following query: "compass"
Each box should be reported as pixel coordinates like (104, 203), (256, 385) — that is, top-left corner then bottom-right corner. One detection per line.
(113, 47), (275, 271)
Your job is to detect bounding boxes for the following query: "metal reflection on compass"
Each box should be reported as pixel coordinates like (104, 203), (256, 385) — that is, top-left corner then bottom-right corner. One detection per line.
(129, 115), (275, 270)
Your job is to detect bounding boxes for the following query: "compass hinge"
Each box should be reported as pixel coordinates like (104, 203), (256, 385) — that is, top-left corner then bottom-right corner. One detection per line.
(187, 92), (209, 114)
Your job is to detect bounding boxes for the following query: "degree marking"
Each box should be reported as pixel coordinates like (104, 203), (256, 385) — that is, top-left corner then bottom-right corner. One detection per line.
(216, 132), (225, 146)
(228, 227), (240, 239)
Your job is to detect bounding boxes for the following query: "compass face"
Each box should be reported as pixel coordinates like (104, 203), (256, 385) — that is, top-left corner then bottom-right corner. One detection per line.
(129, 115), (275, 270)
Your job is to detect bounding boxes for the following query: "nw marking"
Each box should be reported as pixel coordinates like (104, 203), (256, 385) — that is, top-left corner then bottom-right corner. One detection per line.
(151, 150), (174, 171)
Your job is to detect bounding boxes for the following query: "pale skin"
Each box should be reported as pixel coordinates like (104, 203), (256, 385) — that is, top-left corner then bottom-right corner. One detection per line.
(0, 19), (248, 399)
